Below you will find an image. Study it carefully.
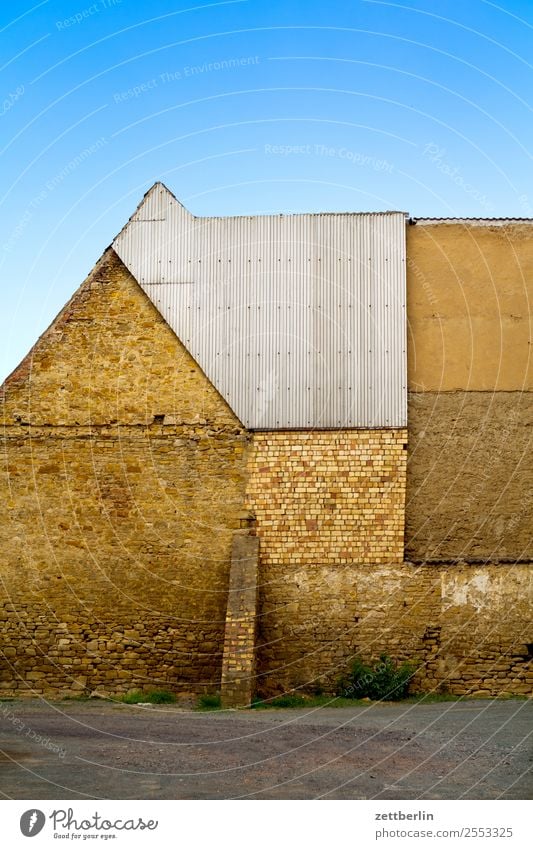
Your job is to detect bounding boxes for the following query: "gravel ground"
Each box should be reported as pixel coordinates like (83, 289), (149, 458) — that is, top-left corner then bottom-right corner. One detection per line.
(0, 698), (531, 800)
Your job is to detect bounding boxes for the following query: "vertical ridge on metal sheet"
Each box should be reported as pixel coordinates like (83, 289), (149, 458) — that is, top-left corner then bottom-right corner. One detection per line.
(113, 183), (407, 429)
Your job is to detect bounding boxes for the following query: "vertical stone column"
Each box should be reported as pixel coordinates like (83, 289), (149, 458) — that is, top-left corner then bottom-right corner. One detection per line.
(220, 534), (259, 708)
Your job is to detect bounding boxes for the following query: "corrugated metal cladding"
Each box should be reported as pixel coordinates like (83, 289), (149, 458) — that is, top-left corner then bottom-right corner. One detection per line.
(113, 183), (407, 429)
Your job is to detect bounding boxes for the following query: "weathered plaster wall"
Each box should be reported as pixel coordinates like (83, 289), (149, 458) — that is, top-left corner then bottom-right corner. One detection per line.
(407, 221), (532, 392)
(0, 250), (250, 697)
(254, 562), (532, 697)
(406, 391), (532, 560)
(406, 222), (532, 562)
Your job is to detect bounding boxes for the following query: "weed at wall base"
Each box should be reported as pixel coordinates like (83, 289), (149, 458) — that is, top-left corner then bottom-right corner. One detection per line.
(336, 654), (415, 701)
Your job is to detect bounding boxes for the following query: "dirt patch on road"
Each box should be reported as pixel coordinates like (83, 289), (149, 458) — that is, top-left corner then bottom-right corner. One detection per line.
(0, 699), (531, 799)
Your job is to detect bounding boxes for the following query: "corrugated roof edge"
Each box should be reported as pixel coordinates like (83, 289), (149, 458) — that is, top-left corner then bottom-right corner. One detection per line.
(112, 182), (189, 242)
(410, 217), (533, 225)
(116, 181), (409, 225)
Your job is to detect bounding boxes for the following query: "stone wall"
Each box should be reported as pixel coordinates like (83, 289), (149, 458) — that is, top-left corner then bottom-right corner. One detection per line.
(1, 228), (531, 701)
(0, 250), (250, 697)
(253, 561), (532, 698)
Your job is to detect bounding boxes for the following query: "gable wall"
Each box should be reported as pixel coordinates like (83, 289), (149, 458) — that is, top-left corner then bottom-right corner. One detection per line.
(0, 250), (250, 697)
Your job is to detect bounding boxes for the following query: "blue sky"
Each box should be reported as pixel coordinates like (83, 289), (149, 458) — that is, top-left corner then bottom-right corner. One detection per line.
(1, 0), (532, 381)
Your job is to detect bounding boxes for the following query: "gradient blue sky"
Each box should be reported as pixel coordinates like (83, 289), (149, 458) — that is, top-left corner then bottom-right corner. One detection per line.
(1, 0), (532, 381)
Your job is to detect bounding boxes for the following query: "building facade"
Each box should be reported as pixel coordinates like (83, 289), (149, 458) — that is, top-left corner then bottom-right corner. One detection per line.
(1, 184), (531, 702)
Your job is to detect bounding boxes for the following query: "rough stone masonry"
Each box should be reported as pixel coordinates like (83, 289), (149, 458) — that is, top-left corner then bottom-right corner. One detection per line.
(0, 216), (531, 701)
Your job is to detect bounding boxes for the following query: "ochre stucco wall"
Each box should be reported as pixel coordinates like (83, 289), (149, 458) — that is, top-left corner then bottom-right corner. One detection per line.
(406, 391), (532, 560)
(407, 222), (532, 392)
(406, 222), (532, 563)
(0, 250), (250, 697)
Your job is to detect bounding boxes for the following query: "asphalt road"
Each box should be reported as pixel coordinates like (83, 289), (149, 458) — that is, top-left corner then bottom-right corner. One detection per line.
(0, 699), (531, 800)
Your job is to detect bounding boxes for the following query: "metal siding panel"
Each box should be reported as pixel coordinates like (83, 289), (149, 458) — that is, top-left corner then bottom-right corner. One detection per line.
(113, 185), (407, 429)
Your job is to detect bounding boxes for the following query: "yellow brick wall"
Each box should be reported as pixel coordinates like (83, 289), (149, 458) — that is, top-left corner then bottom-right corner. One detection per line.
(247, 430), (407, 566)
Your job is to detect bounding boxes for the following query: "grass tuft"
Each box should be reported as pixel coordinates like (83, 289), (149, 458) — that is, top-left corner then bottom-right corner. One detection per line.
(120, 689), (176, 705)
(196, 693), (221, 710)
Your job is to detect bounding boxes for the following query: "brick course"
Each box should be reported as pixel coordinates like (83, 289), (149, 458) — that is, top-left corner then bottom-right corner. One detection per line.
(247, 430), (407, 566)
